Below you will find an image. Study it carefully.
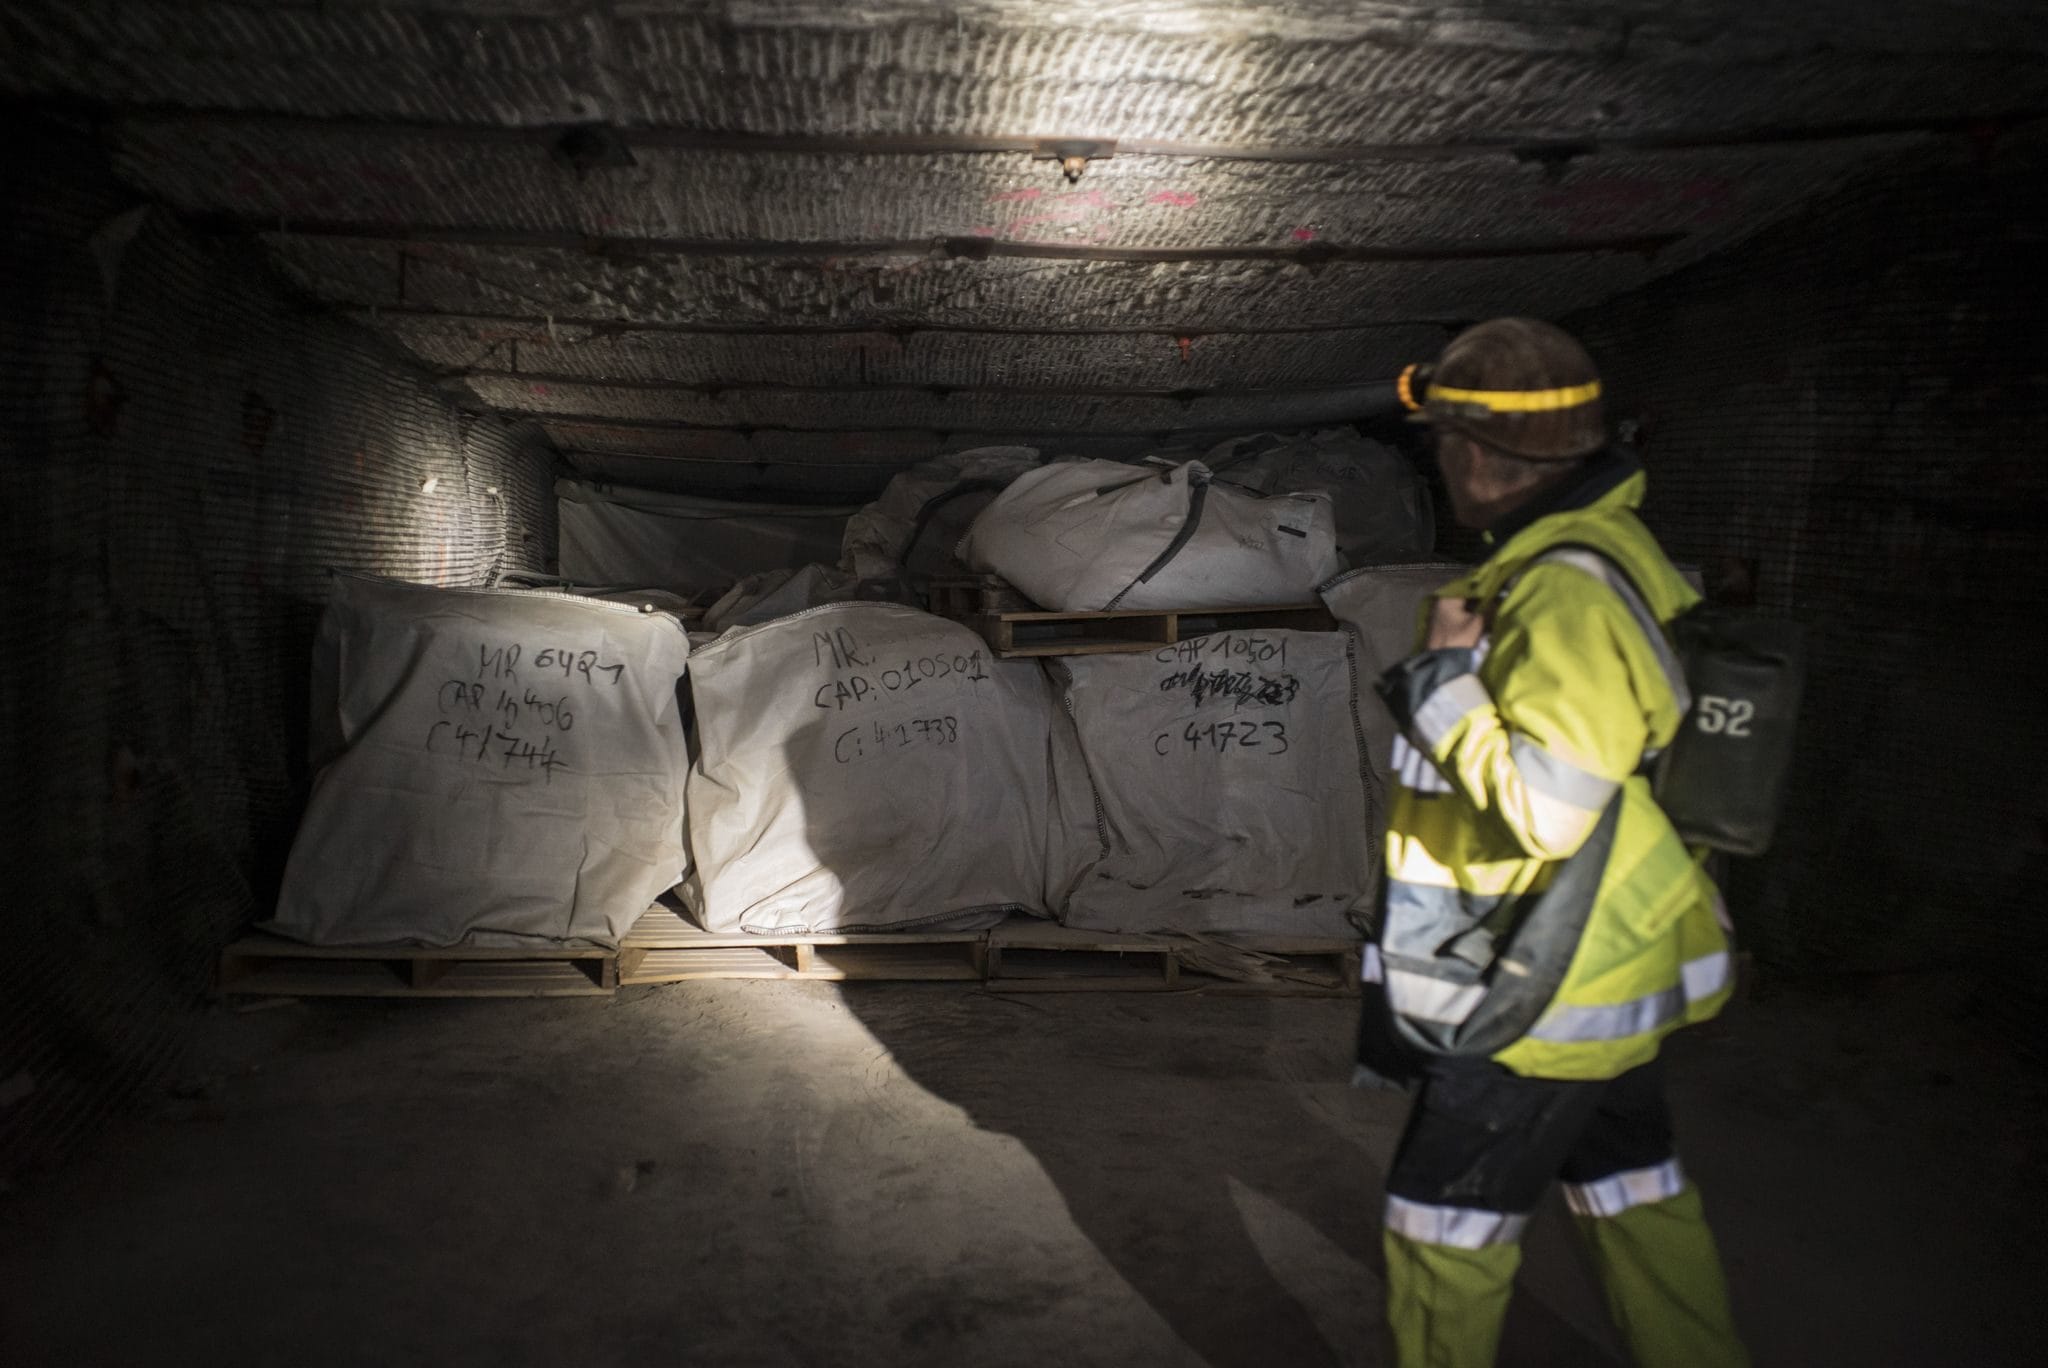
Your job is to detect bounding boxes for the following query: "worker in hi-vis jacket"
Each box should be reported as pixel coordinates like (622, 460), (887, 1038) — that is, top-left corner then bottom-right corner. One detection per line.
(1358, 317), (1747, 1367)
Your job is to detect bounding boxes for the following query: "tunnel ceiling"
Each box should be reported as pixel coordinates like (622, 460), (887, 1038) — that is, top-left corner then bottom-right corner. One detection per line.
(6, 2), (2047, 497)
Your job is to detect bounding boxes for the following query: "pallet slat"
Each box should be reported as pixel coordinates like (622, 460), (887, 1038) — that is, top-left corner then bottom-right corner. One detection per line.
(623, 905), (990, 950)
(619, 946), (804, 983)
(926, 576), (1338, 658)
(804, 944), (984, 981)
(219, 956), (613, 998)
(618, 909), (988, 984)
(222, 911), (1360, 996)
(218, 932), (617, 998)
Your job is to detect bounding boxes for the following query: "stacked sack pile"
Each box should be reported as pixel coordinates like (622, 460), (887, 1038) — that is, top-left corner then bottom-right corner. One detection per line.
(272, 431), (1461, 948)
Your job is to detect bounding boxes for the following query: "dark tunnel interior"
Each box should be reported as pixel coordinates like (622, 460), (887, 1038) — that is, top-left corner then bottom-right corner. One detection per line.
(4, 5), (2047, 1365)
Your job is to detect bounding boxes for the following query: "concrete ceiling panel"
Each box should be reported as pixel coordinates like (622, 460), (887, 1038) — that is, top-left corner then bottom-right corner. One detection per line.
(553, 426), (1257, 499)
(11, 1), (2045, 495)
(266, 235), (1663, 329)
(467, 373), (1391, 433)
(359, 316), (1449, 390)
(8, 4), (2045, 140)
(610, 10), (2048, 144)
(110, 119), (1905, 255)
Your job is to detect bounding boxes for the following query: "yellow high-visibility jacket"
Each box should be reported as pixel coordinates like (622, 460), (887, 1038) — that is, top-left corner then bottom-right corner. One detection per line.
(1370, 459), (1733, 1081)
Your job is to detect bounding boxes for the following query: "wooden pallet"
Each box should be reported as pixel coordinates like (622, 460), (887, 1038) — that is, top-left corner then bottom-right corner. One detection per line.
(928, 575), (1339, 658)
(217, 910), (1361, 997)
(1169, 934), (1364, 996)
(986, 921), (1359, 994)
(985, 921), (1181, 990)
(217, 933), (617, 998)
(626, 908), (1357, 994)
(979, 603), (1339, 657)
(926, 575), (1039, 618)
(619, 905), (987, 984)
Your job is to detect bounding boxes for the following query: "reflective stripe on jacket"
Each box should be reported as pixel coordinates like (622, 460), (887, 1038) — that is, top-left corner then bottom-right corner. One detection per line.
(1374, 462), (1733, 1081)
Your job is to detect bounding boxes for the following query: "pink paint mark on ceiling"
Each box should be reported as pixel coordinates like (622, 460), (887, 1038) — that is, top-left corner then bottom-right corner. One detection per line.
(1291, 227), (1319, 242)
(1000, 188), (1113, 236)
(1147, 191), (1199, 207)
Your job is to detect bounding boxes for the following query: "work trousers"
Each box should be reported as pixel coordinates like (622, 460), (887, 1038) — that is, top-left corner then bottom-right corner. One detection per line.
(1381, 1058), (1747, 1368)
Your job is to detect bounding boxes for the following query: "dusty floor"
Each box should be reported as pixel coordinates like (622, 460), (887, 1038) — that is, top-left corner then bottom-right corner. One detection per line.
(3, 974), (2043, 1367)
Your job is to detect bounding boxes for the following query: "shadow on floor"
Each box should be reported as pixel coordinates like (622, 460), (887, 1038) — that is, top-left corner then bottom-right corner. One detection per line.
(835, 982), (1618, 1368)
(764, 663), (1619, 1367)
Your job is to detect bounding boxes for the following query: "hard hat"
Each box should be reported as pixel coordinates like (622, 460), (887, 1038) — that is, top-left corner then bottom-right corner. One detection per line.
(1397, 317), (1605, 461)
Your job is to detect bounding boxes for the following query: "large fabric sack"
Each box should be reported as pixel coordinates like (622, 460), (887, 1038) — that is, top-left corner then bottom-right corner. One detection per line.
(556, 480), (853, 596)
(1318, 563), (1466, 793)
(495, 576), (705, 619)
(581, 586), (700, 617)
(685, 603), (1078, 933)
(958, 458), (1340, 611)
(701, 564), (861, 632)
(1202, 429), (1434, 567)
(1050, 628), (1373, 937)
(273, 573), (692, 948)
(840, 446), (1042, 580)
(700, 564), (920, 633)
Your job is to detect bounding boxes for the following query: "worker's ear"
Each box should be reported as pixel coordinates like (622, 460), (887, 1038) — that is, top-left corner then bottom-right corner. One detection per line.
(1431, 428), (1474, 473)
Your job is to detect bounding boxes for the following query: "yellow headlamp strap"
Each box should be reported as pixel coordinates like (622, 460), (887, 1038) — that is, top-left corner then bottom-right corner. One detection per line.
(1424, 379), (1602, 413)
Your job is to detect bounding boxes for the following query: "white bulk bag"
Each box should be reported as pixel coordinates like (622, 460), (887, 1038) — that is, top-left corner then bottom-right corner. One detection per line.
(1318, 563), (1465, 795)
(685, 603), (1074, 933)
(701, 565), (921, 634)
(1051, 628), (1373, 937)
(272, 573), (692, 948)
(700, 564), (864, 632)
(583, 587), (701, 617)
(957, 458), (1340, 611)
(840, 446), (1042, 580)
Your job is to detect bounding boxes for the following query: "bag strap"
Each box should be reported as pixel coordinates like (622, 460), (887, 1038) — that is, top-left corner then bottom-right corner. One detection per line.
(901, 478), (1009, 568)
(1385, 793), (1623, 1058)
(1104, 471), (1211, 609)
(1523, 544), (1692, 717)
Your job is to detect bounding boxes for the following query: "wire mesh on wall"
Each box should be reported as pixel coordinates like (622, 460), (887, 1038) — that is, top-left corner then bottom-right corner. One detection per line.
(0, 130), (557, 1177)
(1569, 132), (2048, 1030)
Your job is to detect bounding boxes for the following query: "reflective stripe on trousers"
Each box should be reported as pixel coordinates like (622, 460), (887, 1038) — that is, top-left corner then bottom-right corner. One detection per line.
(1563, 1158), (1687, 1218)
(1384, 1194), (1529, 1250)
